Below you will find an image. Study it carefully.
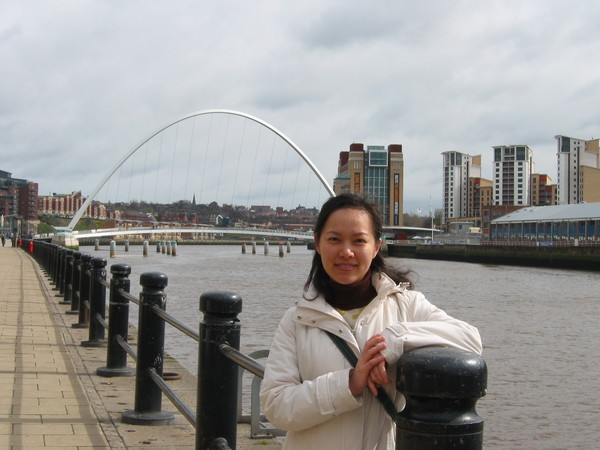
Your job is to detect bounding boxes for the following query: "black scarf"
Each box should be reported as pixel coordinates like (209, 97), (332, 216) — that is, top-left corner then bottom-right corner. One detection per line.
(325, 270), (377, 311)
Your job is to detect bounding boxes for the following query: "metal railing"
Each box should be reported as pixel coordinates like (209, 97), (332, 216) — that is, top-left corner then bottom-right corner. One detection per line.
(24, 238), (282, 449)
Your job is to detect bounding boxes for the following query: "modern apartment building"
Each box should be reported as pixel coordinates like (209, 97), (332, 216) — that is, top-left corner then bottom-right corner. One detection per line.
(469, 177), (493, 218)
(333, 143), (404, 226)
(492, 145), (534, 206)
(441, 151), (482, 221)
(554, 135), (600, 204)
(531, 173), (557, 206)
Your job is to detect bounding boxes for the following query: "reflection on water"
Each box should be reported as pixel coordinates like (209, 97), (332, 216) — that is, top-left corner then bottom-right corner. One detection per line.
(84, 244), (600, 449)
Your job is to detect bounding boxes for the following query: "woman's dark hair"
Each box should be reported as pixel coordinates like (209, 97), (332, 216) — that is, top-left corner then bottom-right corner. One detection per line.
(304, 193), (413, 300)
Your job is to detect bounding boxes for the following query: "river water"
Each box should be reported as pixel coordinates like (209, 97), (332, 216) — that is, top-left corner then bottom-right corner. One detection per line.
(83, 244), (599, 449)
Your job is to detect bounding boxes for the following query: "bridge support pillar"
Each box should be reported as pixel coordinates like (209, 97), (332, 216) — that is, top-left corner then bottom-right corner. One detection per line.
(51, 233), (79, 251)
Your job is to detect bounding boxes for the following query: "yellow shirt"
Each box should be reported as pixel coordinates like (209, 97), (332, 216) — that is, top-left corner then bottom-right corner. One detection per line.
(335, 307), (366, 330)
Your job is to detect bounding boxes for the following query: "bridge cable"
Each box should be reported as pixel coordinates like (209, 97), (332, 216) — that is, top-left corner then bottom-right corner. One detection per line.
(199, 114), (213, 204)
(262, 134), (277, 206)
(246, 126), (262, 209)
(183, 117), (197, 202)
(304, 167), (311, 208)
(277, 141), (290, 209)
(104, 176), (112, 204)
(115, 164), (123, 203)
(231, 119), (247, 205)
(140, 141), (149, 204)
(215, 114), (230, 203)
(127, 147), (136, 201)
(168, 123), (180, 204)
(291, 155), (301, 208)
(154, 132), (164, 204)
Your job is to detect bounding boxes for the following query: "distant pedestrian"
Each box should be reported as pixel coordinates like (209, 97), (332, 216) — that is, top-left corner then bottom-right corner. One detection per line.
(1, 234), (4, 247)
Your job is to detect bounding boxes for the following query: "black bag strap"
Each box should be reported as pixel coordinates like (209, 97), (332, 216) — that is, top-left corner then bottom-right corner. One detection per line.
(326, 331), (398, 422)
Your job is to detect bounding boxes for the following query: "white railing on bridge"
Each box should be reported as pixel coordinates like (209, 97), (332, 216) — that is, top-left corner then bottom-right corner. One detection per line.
(71, 226), (314, 240)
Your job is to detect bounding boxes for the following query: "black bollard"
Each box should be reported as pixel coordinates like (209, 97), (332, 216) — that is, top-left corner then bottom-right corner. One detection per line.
(73, 254), (92, 328)
(97, 264), (135, 377)
(121, 272), (174, 425)
(67, 252), (82, 315)
(196, 291), (242, 450)
(82, 257), (108, 347)
(51, 244), (60, 286)
(56, 248), (66, 294)
(60, 250), (74, 305)
(59, 247), (69, 296)
(396, 347), (487, 450)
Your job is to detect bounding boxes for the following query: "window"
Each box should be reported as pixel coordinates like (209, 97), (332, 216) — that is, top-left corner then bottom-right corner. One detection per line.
(368, 150), (388, 167)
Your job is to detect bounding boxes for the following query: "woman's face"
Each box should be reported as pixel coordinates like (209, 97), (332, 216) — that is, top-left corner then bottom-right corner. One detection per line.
(315, 207), (382, 285)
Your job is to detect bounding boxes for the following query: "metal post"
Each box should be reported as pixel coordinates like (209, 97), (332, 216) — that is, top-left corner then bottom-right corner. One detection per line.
(121, 272), (174, 425)
(56, 248), (65, 294)
(73, 254), (92, 328)
(60, 250), (74, 305)
(59, 247), (68, 296)
(82, 257), (108, 347)
(196, 291), (242, 449)
(97, 264), (135, 377)
(67, 252), (82, 315)
(396, 347), (487, 450)
(51, 244), (60, 286)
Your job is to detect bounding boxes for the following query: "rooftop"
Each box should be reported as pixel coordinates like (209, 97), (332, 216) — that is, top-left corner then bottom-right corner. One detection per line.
(492, 202), (600, 223)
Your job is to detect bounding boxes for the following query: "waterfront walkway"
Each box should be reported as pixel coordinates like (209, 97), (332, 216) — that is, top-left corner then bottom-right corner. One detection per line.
(0, 246), (283, 449)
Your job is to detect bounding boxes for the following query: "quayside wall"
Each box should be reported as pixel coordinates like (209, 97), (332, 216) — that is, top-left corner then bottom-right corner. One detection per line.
(387, 243), (600, 271)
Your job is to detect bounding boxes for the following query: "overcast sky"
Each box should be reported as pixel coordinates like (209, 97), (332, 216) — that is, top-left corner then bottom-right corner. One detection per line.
(2, 1), (600, 213)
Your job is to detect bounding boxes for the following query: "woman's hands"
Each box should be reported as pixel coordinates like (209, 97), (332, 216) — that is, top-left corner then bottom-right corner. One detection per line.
(349, 334), (392, 396)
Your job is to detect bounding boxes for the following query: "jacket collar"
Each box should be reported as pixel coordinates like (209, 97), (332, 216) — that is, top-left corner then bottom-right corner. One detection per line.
(293, 272), (407, 337)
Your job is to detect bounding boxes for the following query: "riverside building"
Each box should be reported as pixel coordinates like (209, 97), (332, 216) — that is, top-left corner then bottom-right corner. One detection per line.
(0, 169), (38, 236)
(554, 135), (600, 204)
(333, 143), (404, 226)
(442, 151), (483, 222)
(492, 145), (534, 207)
(490, 202), (600, 243)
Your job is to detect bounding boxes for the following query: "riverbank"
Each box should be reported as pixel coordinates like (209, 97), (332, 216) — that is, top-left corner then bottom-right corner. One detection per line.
(387, 243), (600, 271)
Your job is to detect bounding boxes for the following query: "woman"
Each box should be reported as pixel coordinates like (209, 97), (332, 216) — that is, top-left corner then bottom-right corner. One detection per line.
(260, 194), (482, 449)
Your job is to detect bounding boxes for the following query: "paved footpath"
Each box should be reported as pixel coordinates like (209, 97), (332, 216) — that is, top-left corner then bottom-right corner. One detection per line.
(0, 246), (283, 449)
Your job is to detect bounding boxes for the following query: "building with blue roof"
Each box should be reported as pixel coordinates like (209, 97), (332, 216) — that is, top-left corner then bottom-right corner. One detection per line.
(490, 202), (600, 243)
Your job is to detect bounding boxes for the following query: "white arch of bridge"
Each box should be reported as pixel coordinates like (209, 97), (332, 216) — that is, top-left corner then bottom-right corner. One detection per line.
(67, 109), (335, 231)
